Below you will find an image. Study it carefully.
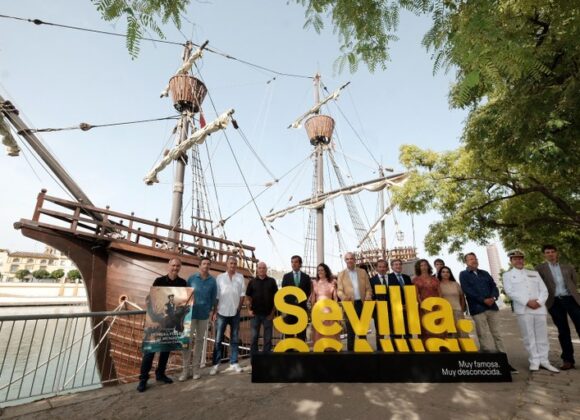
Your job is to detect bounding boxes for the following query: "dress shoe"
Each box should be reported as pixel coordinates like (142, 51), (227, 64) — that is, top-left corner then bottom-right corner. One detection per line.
(156, 375), (174, 384)
(529, 363), (539, 372)
(560, 361), (575, 370)
(136, 380), (147, 392)
(539, 362), (559, 373)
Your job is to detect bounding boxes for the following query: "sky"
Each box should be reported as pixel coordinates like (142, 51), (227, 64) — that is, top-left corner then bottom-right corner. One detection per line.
(0, 0), (509, 276)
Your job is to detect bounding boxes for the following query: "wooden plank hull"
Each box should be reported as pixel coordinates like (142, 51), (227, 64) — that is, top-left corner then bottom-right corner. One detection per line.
(17, 223), (255, 384)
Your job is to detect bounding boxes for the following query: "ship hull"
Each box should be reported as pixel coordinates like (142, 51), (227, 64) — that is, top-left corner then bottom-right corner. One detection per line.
(16, 191), (257, 384)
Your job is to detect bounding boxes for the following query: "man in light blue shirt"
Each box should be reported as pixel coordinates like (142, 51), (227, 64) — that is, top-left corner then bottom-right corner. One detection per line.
(179, 256), (217, 381)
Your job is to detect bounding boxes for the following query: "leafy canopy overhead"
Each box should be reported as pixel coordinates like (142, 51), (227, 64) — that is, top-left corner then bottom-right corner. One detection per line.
(92, 0), (188, 57)
(92, 1), (579, 264)
(392, 0), (579, 264)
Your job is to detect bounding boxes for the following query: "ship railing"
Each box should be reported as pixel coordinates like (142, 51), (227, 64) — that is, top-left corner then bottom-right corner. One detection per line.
(26, 189), (257, 271)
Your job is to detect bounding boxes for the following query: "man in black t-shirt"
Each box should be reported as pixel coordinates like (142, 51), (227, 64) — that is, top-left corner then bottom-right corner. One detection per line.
(137, 258), (187, 393)
(246, 261), (278, 355)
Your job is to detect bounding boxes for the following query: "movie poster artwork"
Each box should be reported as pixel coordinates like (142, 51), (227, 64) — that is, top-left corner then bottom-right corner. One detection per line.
(142, 286), (194, 353)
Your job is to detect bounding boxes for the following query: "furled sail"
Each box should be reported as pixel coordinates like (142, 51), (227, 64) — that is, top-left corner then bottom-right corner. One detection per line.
(0, 115), (20, 156)
(288, 82), (350, 129)
(264, 172), (407, 223)
(144, 109), (234, 185)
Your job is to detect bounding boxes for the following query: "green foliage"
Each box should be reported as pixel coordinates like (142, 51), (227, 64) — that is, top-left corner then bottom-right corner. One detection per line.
(51, 269), (65, 279)
(92, 0), (188, 58)
(15, 269), (31, 281)
(296, 0), (432, 72)
(67, 269), (82, 281)
(392, 0), (580, 265)
(32, 269), (51, 279)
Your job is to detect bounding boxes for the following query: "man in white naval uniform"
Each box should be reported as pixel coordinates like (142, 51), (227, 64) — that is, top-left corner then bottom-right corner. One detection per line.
(503, 249), (559, 372)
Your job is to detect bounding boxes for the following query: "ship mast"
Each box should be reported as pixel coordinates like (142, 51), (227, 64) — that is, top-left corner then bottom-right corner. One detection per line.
(313, 74), (325, 265)
(0, 95), (102, 221)
(378, 165), (386, 259)
(168, 42), (194, 243)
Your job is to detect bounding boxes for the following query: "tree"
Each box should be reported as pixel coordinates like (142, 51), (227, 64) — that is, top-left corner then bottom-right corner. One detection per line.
(15, 269), (31, 281)
(91, 0), (428, 67)
(51, 269), (65, 280)
(67, 269), (82, 282)
(32, 269), (51, 280)
(391, 1), (580, 265)
(92, 0), (188, 58)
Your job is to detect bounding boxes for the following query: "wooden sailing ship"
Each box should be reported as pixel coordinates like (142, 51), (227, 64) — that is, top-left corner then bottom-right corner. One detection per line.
(1, 43), (418, 384)
(1, 41), (258, 383)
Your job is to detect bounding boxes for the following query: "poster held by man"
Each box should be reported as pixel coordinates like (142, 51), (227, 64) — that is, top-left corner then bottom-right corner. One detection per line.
(143, 286), (194, 353)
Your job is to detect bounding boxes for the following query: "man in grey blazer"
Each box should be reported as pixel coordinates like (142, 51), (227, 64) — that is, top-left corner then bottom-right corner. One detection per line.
(535, 244), (580, 370)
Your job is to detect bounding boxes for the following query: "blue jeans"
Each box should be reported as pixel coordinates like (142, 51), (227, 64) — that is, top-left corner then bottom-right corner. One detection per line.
(212, 313), (240, 365)
(250, 314), (273, 355)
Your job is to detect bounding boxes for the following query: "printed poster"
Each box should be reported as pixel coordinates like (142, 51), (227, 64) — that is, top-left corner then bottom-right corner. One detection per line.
(142, 286), (194, 352)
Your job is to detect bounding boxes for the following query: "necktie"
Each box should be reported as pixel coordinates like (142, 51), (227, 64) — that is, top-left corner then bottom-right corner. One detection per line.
(380, 275), (385, 285)
(397, 274), (404, 287)
(294, 272), (300, 286)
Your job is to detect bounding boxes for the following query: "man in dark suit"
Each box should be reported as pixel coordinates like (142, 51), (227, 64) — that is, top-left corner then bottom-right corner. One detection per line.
(369, 259), (389, 350)
(281, 255), (312, 340)
(387, 258), (413, 339)
(535, 244), (580, 370)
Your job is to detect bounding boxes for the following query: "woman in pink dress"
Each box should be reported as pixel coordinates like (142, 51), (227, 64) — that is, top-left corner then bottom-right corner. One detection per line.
(438, 266), (467, 338)
(309, 263), (339, 346)
(412, 259), (442, 340)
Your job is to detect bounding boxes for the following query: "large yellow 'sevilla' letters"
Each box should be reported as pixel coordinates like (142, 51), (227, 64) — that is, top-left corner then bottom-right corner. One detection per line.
(311, 299), (342, 336)
(273, 286), (308, 335)
(272, 285), (479, 353)
(342, 300), (375, 335)
(421, 297), (457, 335)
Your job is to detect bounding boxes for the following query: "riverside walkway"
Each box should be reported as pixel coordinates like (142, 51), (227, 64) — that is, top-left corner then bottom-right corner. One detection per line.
(2, 311), (579, 420)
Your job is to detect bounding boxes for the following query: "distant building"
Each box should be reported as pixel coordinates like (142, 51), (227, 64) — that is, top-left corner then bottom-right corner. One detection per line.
(0, 246), (77, 282)
(486, 244), (502, 284)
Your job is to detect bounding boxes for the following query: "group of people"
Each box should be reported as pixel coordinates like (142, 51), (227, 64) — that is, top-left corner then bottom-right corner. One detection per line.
(136, 244), (579, 392)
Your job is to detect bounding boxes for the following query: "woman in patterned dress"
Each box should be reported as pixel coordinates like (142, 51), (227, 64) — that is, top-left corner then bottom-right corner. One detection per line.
(412, 259), (442, 340)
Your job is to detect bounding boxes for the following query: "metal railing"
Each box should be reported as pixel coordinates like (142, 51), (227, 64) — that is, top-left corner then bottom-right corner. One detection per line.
(0, 306), (287, 407)
(0, 308), (145, 407)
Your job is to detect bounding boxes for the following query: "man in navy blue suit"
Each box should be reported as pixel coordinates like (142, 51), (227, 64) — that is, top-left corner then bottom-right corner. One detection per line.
(369, 259), (389, 350)
(387, 258), (413, 339)
(281, 255), (312, 340)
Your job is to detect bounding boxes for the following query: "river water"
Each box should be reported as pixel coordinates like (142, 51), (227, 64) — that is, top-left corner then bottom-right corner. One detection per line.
(0, 305), (101, 407)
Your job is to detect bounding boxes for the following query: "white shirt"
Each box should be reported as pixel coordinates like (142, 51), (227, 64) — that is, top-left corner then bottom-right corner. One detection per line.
(215, 272), (245, 316)
(503, 268), (548, 315)
(348, 269), (361, 300)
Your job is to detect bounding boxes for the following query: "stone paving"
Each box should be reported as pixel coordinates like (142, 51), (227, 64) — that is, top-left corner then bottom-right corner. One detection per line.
(1, 310), (579, 420)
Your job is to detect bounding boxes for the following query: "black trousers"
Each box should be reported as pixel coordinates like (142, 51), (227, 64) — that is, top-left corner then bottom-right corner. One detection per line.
(548, 296), (580, 364)
(284, 310), (308, 341)
(346, 300), (364, 351)
(139, 351), (170, 381)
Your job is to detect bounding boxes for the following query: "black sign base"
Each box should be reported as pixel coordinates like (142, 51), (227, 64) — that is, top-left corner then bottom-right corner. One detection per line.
(251, 352), (512, 383)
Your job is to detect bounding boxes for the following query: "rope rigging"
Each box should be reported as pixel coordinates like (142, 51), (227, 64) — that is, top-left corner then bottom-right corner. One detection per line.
(18, 115), (180, 134)
(0, 13), (313, 80)
(321, 82), (380, 167)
